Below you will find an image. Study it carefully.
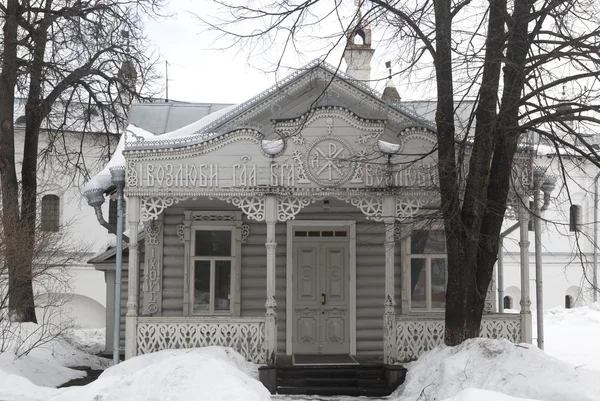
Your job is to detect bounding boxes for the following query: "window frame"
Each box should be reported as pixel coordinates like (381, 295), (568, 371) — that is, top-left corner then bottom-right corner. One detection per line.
(406, 228), (448, 312)
(182, 211), (243, 317)
(190, 227), (235, 315)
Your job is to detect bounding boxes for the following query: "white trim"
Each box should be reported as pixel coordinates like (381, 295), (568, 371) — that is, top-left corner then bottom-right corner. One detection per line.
(183, 210), (243, 317)
(286, 220), (356, 355)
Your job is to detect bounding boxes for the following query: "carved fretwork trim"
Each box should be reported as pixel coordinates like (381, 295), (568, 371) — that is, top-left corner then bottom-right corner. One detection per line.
(396, 195), (431, 219)
(277, 195), (319, 221)
(241, 224), (250, 244)
(141, 196), (190, 221)
(215, 195), (265, 221)
(142, 217), (163, 316)
(145, 221), (160, 245)
(339, 193), (383, 220)
(176, 224), (185, 243)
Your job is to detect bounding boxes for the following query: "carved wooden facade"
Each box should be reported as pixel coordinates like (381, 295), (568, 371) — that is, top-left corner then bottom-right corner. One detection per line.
(120, 62), (533, 364)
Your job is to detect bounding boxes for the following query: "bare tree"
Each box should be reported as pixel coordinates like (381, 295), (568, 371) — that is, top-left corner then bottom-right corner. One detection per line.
(0, 0), (164, 322)
(202, 0), (600, 345)
(0, 213), (86, 355)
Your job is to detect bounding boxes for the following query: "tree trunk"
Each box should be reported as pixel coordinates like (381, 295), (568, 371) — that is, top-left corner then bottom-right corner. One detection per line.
(0, 0), (38, 323)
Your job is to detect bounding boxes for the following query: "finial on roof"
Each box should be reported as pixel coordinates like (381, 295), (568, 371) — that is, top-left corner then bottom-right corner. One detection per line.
(382, 61), (401, 102)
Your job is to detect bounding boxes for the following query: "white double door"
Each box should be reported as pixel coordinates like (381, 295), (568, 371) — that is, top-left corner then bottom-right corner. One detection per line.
(292, 240), (350, 354)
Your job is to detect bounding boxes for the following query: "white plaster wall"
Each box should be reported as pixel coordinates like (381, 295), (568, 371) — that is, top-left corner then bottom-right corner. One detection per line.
(13, 127), (117, 328)
(499, 154), (598, 310)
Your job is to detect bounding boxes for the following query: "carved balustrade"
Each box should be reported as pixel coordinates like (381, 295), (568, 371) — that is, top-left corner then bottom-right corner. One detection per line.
(395, 314), (521, 362)
(136, 317), (266, 363)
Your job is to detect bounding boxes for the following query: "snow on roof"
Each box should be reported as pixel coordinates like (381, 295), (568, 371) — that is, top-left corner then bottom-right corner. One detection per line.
(128, 101), (234, 135)
(82, 103), (238, 193)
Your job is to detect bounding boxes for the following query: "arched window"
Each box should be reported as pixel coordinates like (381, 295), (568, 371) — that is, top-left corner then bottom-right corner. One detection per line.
(15, 115), (26, 125)
(41, 195), (60, 232)
(565, 295), (573, 309)
(503, 296), (512, 310)
(570, 205), (581, 232)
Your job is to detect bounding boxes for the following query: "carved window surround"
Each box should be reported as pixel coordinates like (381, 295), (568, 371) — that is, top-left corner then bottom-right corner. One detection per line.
(182, 211), (243, 317)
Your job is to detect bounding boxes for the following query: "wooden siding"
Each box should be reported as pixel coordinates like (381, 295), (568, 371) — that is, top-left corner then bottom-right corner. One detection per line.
(161, 208), (185, 316)
(159, 206), (402, 356)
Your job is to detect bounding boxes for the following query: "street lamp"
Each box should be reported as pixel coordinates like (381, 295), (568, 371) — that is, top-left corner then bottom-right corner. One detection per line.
(532, 168), (556, 350)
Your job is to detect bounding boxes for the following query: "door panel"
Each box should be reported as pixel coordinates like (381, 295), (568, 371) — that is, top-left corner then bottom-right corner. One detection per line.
(293, 241), (349, 354)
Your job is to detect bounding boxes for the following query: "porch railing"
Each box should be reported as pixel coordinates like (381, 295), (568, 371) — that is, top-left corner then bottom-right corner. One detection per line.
(136, 317), (266, 363)
(395, 313), (521, 361)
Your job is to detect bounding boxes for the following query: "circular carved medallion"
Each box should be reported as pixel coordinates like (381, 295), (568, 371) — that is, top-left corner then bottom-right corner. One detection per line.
(305, 137), (356, 186)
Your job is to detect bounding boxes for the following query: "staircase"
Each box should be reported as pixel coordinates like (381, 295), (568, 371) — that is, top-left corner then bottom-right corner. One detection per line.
(273, 365), (405, 397)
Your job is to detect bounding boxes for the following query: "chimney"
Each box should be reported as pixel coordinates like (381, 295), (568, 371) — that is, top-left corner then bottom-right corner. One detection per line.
(342, 9), (374, 83)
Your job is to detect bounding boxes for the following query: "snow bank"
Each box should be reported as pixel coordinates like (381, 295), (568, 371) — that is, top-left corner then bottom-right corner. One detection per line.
(62, 328), (105, 355)
(440, 388), (543, 401)
(52, 347), (270, 401)
(0, 370), (64, 401)
(395, 338), (600, 401)
(541, 303), (600, 371)
(0, 324), (110, 388)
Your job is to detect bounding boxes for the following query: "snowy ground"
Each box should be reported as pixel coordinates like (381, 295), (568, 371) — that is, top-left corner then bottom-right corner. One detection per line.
(0, 305), (599, 401)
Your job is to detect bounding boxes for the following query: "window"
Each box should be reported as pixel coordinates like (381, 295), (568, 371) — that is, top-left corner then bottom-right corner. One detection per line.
(41, 195), (60, 232)
(409, 230), (447, 311)
(565, 295), (573, 309)
(191, 229), (233, 314)
(503, 296), (512, 310)
(15, 115), (26, 125)
(569, 205), (581, 232)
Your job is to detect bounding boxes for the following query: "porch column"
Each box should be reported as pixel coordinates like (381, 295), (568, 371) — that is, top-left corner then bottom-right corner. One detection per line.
(383, 194), (397, 364)
(125, 196), (141, 359)
(518, 202), (532, 343)
(264, 195), (278, 364)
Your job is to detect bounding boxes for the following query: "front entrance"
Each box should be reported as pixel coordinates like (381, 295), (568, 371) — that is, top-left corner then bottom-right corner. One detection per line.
(292, 232), (350, 355)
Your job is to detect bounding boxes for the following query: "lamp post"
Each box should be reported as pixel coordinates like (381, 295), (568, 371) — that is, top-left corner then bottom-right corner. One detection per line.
(533, 168), (556, 350)
(109, 166), (126, 365)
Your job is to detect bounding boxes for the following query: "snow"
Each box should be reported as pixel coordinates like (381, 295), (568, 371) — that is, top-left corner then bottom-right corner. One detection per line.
(537, 304), (600, 371)
(61, 328), (106, 356)
(378, 139), (401, 153)
(394, 338), (600, 401)
(440, 388), (544, 401)
(0, 324), (109, 388)
(2, 305), (600, 401)
(53, 348), (269, 401)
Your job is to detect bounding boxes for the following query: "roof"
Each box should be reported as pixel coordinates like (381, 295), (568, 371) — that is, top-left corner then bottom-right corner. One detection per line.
(191, 59), (437, 136)
(14, 97), (121, 135)
(128, 101), (234, 135)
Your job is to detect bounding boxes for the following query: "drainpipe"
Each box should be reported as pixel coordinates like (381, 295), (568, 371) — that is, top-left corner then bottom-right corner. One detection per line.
(84, 182), (129, 365)
(84, 188), (130, 243)
(594, 172), (600, 303)
(498, 222), (521, 312)
(533, 169), (556, 351)
(110, 167), (126, 365)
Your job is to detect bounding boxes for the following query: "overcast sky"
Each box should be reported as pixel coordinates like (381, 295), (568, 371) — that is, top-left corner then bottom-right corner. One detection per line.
(144, 0), (410, 105)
